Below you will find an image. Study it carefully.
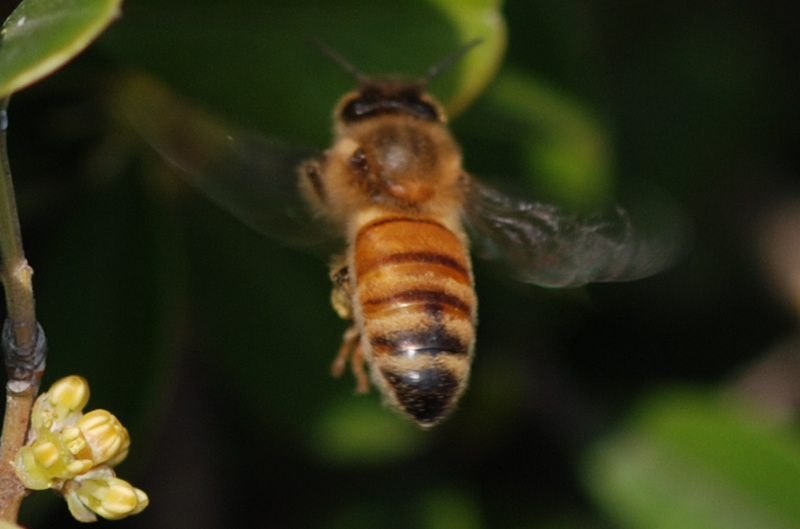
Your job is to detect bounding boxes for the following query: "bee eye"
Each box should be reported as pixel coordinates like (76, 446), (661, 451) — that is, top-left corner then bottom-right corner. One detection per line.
(408, 100), (439, 121)
(341, 99), (369, 121)
(350, 101), (369, 117)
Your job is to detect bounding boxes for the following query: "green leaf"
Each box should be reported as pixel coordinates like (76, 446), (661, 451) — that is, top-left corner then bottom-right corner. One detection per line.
(419, 486), (483, 529)
(101, 0), (505, 146)
(424, 0), (506, 116)
(309, 397), (425, 464)
(583, 388), (800, 529)
(0, 0), (122, 97)
(485, 68), (615, 209)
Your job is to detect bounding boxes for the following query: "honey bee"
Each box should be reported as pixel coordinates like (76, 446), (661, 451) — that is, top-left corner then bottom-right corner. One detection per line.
(120, 43), (683, 427)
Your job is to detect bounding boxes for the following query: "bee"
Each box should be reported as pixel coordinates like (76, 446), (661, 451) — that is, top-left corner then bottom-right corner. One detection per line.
(120, 42), (684, 427)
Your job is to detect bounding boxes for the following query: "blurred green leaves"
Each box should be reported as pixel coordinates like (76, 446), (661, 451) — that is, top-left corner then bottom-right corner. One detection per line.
(0, 0), (121, 98)
(5, 1), (800, 528)
(100, 0), (505, 146)
(483, 68), (615, 209)
(310, 397), (425, 464)
(584, 388), (800, 529)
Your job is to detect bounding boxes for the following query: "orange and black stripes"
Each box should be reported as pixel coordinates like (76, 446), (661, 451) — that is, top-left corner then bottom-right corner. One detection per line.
(351, 213), (476, 425)
(354, 216), (452, 242)
(364, 251), (469, 277)
(370, 325), (470, 357)
(354, 215), (475, 337)
(363, 289), (471, 316)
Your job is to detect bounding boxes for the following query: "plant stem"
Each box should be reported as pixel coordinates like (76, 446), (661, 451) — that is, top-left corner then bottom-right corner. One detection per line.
(0, 100), (38, 357)
(0, 97), (44, 522)
(0, 385), (34, 521)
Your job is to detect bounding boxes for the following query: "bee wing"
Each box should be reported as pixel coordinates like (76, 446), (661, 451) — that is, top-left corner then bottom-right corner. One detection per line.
(117, 75), (339, 249)
(461, 177), (688, 287)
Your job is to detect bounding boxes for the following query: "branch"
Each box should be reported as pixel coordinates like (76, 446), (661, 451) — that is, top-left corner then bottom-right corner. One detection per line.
(0, 97), (47, 522)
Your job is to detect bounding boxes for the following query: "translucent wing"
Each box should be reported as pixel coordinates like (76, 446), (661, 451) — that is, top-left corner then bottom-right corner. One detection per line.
(116, 75), (338, 250)
(461, 177), (688, 287)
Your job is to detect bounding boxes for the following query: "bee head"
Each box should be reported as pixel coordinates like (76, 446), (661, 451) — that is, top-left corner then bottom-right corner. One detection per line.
(338, 80), (444, 123)
(311, 38), (483, 125)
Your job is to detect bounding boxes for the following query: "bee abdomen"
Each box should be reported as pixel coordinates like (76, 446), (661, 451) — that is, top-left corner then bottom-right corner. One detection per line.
(354, 216), (476, 346)
(380, 366), (460, 426)
(370, 325), (470, 358)
(356, 216), (473, 291)
(353, 214), (476, 425)
(363, 288), (471, 317)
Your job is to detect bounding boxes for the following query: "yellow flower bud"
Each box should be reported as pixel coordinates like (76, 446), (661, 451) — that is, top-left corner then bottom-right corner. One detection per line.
(30, 396), (54, 433)
(70, 409), (131, 466)
(93, 477), (148, 519)
(14, 446), (52, 490)
(15, 375), (147, 523)
(47, 376), (90, 416)
(63, 467), (149, 522)
(31, 441), (61, 469)
(13, 433), (74, 489)
(66, 459), (94, 476)
(60, 426), (87, 456)
(30, 376), (90, 434)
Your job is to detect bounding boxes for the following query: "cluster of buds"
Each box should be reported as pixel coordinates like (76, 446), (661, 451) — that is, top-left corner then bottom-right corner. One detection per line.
(13, 376), (148, 522)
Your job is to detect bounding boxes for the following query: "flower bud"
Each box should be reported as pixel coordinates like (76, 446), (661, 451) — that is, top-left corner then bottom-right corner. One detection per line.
(62, 409), (130, 466)
(14, 433), (74, 490)
(64, 467), (149, 522)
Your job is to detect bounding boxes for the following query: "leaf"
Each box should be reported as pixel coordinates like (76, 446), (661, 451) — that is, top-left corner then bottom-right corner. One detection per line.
(484, 68), (616, 209)
(309, 397), (425, 464)
(583, 388), (800, 529)
(0, 0), (122, 97)
(423, 0), (506, 116)
(100, 0), (505, 146)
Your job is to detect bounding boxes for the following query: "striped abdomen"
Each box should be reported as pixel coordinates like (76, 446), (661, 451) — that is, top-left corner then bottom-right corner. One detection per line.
(352, 214), (477, 426)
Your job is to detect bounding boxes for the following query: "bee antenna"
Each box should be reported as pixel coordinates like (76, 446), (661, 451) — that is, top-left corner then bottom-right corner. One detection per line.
(308, 39), (367, 83)
(424, 38), (484, 83)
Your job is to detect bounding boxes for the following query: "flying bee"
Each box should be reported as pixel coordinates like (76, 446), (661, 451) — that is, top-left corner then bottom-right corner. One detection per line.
(119, 42), (684, 427)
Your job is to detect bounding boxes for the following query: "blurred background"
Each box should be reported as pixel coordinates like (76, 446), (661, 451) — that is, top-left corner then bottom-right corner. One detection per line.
(3, 0), (800, 527)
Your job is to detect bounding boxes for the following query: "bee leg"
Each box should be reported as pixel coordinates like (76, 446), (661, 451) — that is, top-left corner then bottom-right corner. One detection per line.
(331, 326), (357, 377)
(329, 259), (352, 320)
(328, 258), (369, 392)
(331, 326), (370, 394)
(349, 342), (370, 394)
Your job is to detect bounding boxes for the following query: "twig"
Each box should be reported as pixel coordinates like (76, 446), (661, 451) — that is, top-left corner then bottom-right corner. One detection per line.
(0, 383), (35, 521)
(0, 97), (47, 522)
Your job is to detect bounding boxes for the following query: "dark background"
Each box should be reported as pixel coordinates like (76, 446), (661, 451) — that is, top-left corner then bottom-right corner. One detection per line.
(3, 1), (799, 527)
